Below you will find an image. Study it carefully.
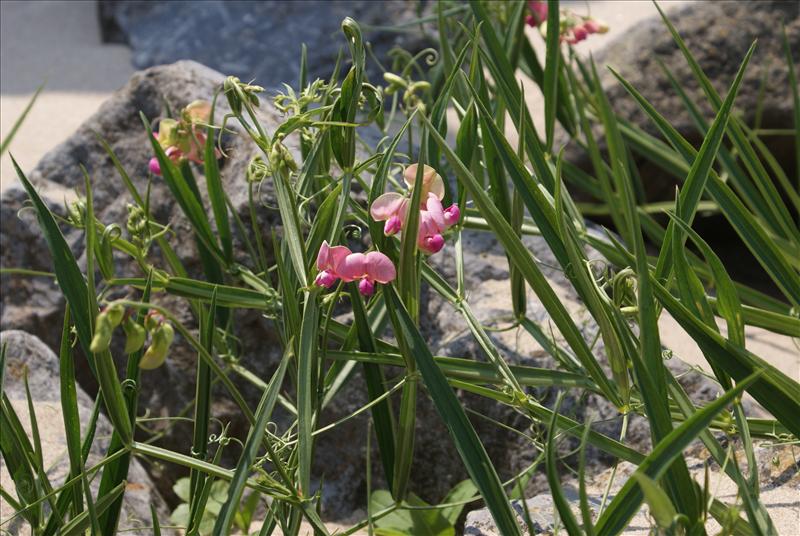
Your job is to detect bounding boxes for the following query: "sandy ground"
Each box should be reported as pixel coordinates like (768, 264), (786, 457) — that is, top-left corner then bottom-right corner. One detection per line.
(0, 0), (133, 191)
(0, 1), (796, 381)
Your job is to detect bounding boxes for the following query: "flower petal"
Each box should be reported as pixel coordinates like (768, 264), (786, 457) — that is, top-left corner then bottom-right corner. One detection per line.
(404, 164), (445, 200)
(317, 240), (351, 273)
(424, 193), (445, 230)
(365, 251), (396, 284)
(370, 192), (406, 221)
(338, 252), (367, 282)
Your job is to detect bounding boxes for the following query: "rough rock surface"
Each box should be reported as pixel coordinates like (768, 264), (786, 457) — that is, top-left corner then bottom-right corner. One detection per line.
(563, 0), (800, 202)
(0, 60), (284, 503)
(98, 0), (432, 89)
(0, 330), (175, 534)
(464, 442), (800, 535)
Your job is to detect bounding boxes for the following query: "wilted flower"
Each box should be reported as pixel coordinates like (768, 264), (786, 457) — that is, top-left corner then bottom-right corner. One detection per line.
(314, 240), (396, 296)
(370, 164), (460, 255)
(149, 100), (218, 175)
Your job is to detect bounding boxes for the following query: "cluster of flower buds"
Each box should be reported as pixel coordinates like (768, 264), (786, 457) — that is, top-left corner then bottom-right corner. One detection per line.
(223, 76), (264, 115)
(148, 100), (218, 175)
(526, 1), (608, 45)
(66, 199), (86, 228)
(89, 304), (174, 369)
(383, 73), (431, 112)
(370, 164), (460, 255)
(268, 135), (298, 175)
(126, 203), (149, 242)
(314, 240), (396, 297)
(246, 155), (270, 184)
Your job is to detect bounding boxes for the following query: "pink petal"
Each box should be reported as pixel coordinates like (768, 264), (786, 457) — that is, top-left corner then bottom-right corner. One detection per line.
(358, 279), (375, 296)
(365, 251), (396, 284)
(338, 252), (367, 282)
(443, 204), (460, 228)
(370, 192), (406, 221)
(149, 157), (162, 175)
(419, 234), (445, 255)
(384, 215), (403, 236)
(404, 164), (445, 201)
(314, 270), (338, 288)
(425, 193), (445, 230)
(317, 240), (351, 273)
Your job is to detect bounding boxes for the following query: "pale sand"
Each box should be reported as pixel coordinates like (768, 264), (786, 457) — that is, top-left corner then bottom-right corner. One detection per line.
(1, 1), (796, 379)
(0, 0), (133, 192)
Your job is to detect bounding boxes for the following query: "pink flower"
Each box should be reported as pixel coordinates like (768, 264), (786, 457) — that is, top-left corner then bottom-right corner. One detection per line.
(314, 241), (396, 296)
(148, 146), (183, 176)
(370, 164), (460, 255)
(370, 192), (409, 236)
(526, 1), (548, 27)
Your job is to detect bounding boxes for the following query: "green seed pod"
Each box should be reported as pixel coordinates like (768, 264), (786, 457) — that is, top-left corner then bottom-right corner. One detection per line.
(407, 81), (431, 94)
(139, 322), (174, 370)
(383, 72), (407, 95)
(122, 318), (146, 355)
(106, 303), (125, 328)
(90, 312), (113, 354)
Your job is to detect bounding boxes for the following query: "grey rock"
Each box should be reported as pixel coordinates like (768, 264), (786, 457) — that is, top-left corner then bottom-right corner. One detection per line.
(563, 0), (800, 202)
(0, 330), (175, 535)
(465, 442), (800, 535)
(0, 60), (284, 503)
(98, 0), (433, 90)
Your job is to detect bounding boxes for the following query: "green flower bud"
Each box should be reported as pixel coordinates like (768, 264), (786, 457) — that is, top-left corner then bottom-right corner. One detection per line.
(122, 318), (146, 354)
(140, 322), (174, 370)
(246, 155), (270, 184)
(126, 204), (148, 239)
(66, 199), (86, 227)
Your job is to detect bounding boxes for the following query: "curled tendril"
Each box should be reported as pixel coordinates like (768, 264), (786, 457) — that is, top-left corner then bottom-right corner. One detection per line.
(343, 224), (361, 240)
(102, 223), (122, 243)
(121, 379), (137, 392)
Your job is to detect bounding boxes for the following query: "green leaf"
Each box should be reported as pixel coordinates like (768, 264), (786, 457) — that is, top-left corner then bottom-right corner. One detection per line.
(595, 372), (760, 534)
(544, 396), (582, 536)
(543, 0), (559, 150)
(631, 473), (679, 530)
(385, 285), (521, 536)
(0, 83), (43, 155)
(214, 350), (290, 534)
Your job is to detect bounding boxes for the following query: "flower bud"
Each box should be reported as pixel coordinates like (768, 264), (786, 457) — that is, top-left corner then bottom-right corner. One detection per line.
(66, 199), (86, 227)
(358, 278), (375, 297)
(126, 204), (148, 238)
(148, 157), (161, 175)
(140, 322), (174, 370)
(122, 318), (146, 354)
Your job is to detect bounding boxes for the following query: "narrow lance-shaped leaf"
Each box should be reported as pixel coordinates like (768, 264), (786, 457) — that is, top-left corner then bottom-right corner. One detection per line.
(384, 285), (521, 536)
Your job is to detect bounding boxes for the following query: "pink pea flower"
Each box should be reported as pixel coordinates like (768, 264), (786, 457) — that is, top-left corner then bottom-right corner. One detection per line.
(370, 164), (461, 255)
(526, 1), (548, 27)
(314, 241), (396, 296)
(315, 240), (350, 288)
